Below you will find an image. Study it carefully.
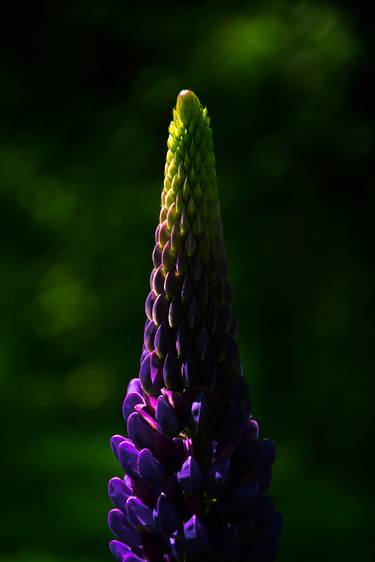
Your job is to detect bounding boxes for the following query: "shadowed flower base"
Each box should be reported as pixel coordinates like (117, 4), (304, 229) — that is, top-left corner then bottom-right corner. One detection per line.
(108, 90), (282, 562)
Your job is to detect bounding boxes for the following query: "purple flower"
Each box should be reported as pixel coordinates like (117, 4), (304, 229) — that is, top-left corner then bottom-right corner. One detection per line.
(108, 90), (282, 561)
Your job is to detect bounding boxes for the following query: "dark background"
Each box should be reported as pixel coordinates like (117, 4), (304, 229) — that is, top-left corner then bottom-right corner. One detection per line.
(0, 1), (373, 561)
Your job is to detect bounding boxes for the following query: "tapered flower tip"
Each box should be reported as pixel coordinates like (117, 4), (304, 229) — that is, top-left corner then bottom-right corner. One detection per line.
(108, 509), (141, 547)
(176, 90), (202, 124)
(138, 448), (167, 488)
(183, 514), (209, 553)
(153, 492), (182, 536)
(126, 496), (156, 532)
(177, 455), (203, 494)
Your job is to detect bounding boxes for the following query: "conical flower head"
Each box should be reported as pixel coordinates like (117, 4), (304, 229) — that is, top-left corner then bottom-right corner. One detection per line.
(109, 90), (282, 562)
(145, 89), (241, 401)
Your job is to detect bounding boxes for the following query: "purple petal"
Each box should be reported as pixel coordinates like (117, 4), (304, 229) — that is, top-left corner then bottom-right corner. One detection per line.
(158, 220), (169, 248)
(144, 320), (157, 352)
(186, 295), (199, 330)
(255, 496), (283, 536)
(138, 448), (168, 488)
(212, 524), (240, 560)
(183, 514), (209, 553)
(211, 325), (226, 361)
(126, 496), (156, 532)
(122, 553), (144, 562)
(109, 540), (132, 562)
(217, 304), (232, 334)
(177, 456), (203, 494)
(222, 483), (259, 517)
(108, 509), (141, 547)
(163, 349), (181, 390)
(152, 244), (162, 268)
(134, 403), (158, 430)
(162, 240), (175, 272)
(205, 297), (217, 333)
(152, 293), (169, 326)
(176, 249), (187, 276)
(145, 290), (156, 322)
(261, 439), (276, 470)
(152, 264), (165, 295)
(161, 389), (189, 417)
(246, 418), (259, 440)
(154, 321), (173, 358)
(117, 439), (139, 479)
(181, 350), (197, 388)
(164, 269), (179, 297)
(122, 392), (145, 423)
(194, 323), (208, 361)
(206, 459), (231, 496)
(176, 322), (189, 358)
(234, 438), (262, 473)
(169, 533), (184, 561)
(127, 412), (155, 451)
(248, 530), (279, 562)
(191, 390), (209, 434)
(168, 295), (183, 329)
(259, 468), (272, 494)
(153, 492), (182, 536)
(108, 477), (132, 509)
(110, 435), (126, 460)
(139, 351), (163, 396)
(127, 378), (142, 395)
(181, 273), (193, 302)
(215, 399), (241, 441)
(190, 254), (202, 281)
(196, 272), (208, 309)
(156, 395), (180, 437)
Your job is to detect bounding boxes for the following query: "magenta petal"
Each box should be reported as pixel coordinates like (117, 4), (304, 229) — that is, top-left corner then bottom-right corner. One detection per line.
(134, 403), (158, 430)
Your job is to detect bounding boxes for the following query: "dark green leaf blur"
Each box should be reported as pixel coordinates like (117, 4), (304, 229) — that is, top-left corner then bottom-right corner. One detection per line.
(0, 1), (373, 561)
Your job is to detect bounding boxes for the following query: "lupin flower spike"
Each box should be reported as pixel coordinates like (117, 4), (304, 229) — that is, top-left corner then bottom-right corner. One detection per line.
(108, 90), (282, 562)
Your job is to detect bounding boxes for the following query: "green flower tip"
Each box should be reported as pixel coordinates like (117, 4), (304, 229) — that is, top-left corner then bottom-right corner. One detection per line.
(176, 89), (202, 125)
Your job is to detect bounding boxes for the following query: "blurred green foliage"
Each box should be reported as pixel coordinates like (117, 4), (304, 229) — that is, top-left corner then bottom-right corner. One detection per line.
(0, 1), (373, 561)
